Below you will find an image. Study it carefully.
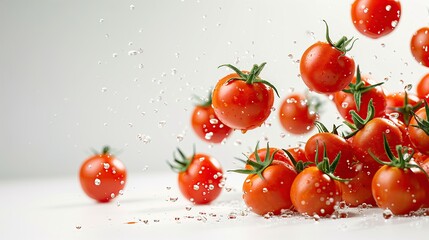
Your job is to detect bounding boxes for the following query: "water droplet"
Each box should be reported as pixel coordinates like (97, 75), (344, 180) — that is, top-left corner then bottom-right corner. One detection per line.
(101, 87), (108, 93)
(363, 8), (369, 13)
(205, 132), (213, 140)
(171, 68), (177, 75)
(137, 134), (151, 144)
(391, 20), (398, 28)
(262, 188), (268, 193)
(209, 118), (219, 124)
(386, 5), (392, 11)
(111, 193), (116, 198)
(94, 178), (101, 186)
(383, 209), (393, 219)
(158, 121), (167, 128)
(404, 84), (412, 92)
(341, 102), (349, 108)
(130, 4), (135, 10)
(103, 163), (110, 169)
(193, 185), (199, 190)
(176, 134), (184, 142)
(112, 53), (118, 57)
(128, 50), (139, 56)
(76, 225), (82, 230)
(99, 18), (104, 23)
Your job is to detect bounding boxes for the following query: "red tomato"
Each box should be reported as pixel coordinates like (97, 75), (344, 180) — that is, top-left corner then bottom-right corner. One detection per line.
(191, 95), (232, 143)
(412, 168), (429, 208)
(416, 73), (429, 102)
(290, 166), (342, 217)
(334, 70), (386, 123)
(305, 130), (359, 179)
(339, 164), (377, 207)
(351, 0), (401, 39)
(169, 149), (223, 204)
(300, 21), (356, 93)
(408, 104), (429, 155)
(246, 145), (293, 169)
(372, 166), (424, 215)
(242, 160), (297, 215)
(278, 93), (319, 134)
(386, 91), (422, 126)
(212, 63), (277, 132)
(410, 27), (429, 67)
(79, 146), (127, 202)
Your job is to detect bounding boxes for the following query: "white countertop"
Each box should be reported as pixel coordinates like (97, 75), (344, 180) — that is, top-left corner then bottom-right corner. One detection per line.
(2, 172), (429, 240)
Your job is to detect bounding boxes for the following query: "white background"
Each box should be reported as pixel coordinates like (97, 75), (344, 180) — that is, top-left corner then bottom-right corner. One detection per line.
(1, 0), (428, 180)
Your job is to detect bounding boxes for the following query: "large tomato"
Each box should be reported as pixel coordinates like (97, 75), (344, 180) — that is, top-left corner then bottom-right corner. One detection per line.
(278, 93), (319, 134)
(79, 146), (127, 202)
(416, 73), (429, 103)
(212, 63), (277, 132)
(233, 143), (297, 216)
(408, 103), (429, 155)
(410, 27), (429, 67)
(351, 0), (401, 39)
(168, 148), (223, 204)
(334, 67), (386, 123)
(386, 91), (422, 126)
(191, 93), (232, 143)
(300, 21), (356, 93)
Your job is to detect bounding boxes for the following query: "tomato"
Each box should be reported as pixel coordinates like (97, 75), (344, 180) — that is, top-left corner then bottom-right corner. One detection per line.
(410, 27), (429, 67)
(372, 166), (424, 215)
(278, 93), (319, 134)
(246, 144), (293, 170)
(386, 91), (422, 125)
(191, 93), (232, 143)
(351, 0), (401, 39)
(339, 163), (377, 207)
(416, 73), (429, 102)
(168, 148), (223, 204)
(412, 168), (429, 208)
(300, 21), (356, 93)
(79, 146), (127, 202)
(305, 123), (359, 179)
(408, 103), (429, 155)
(290, 166), (342, 217)
(334, 67), (386, 123)
(233, 143), (297, 216)
(212, 63), (277, 131)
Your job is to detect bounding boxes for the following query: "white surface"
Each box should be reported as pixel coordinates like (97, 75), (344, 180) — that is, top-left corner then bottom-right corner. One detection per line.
(2, 172), (429, 240)
(1, 0), (429, 179)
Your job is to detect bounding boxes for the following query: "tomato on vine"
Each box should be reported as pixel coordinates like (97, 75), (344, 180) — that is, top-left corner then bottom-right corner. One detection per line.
(409, 101), (429, 155)
(410, 27), (429, 67)
(351, 0), (401, 39)
(191, 91), (232, 143)
(79, 146), (127, 202)
(212, 62), (278, 132)
(386, 91), (422, 126)
(300, 20), (356, 93)
(278, 92), (320, 135)
(168, 147), (223, 204)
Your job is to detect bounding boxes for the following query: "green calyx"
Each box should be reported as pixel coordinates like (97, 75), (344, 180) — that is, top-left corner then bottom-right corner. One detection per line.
(167, 146), (195, 173)
(218, 62), (280, 98)
(411, 101), (429, 135)
(229, 142), (276, 180)
(369, 135), (428, 178)
(193, 90), (213, 108)
(282, 149), (311, 173)
(314, 141), (350, 182)
(314, 121), (342, 135)
(91, 146), (116, 156)
(389, 91), (423, 125)
(323, 20), (357, 55)
(342, 65), (384, 111)
(343, 99), (376, 139)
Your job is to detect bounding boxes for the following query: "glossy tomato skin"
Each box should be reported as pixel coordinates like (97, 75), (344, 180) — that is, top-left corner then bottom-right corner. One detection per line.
(191, 104), (232, 143)
(243, 161), (297, 215)
(300, 42), (355, 93)
(334, 76), (386, 123)
(409, 107), (429, 155)
(351, 0), (401, 39)
(417, 73), (429, 102)
(410, 27), (429, 67)
(412, 168), (429, 208)
(290, 166), (342, 217)
(339, 163), (377, 207)
(212, 73), (274, 131)
(79, 153), (127, 202)
(278, 93), (318, 134)
(305, 133), (359, 179)
(386, 92), (422, 125)
(178, 153), (223, 204)
(372, 166), (425, 215)
(351, 118), (403, 168)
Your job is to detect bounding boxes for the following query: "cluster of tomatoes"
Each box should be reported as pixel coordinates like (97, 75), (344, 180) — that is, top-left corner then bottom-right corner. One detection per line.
(169, 0), (429, 218)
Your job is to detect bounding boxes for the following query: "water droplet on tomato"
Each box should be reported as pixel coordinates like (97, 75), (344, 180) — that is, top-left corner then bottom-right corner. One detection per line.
(193, 185), (199, 190)
(94, 178), (101, 186)
(391, 20), (398, 28)
(386, 5), (392, 11)
(103, 163), (110, 169)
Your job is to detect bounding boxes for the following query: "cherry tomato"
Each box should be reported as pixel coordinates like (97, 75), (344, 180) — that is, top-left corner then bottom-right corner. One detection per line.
(290, 166), (342, 217)
(191, 94), (232, 143)
(412, 168), (429, 208)
(334, 68), (386, 123)
(246, 144), (293, 170)
(408, 103), (429, 155)
(79, 146), (127, 202)
(300, 21), (356, 93)
(278, 93), (319, 134)
(410, 27), (429, 67)
(212, 63), (277, 132)
(372, 166), (424, 215)
(233, 143), (297, 216)
(351, 0), (401, 39)
(168, 148), (223, 204)
(416, 73), (429, 103)
(386, 91), (422, 125)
